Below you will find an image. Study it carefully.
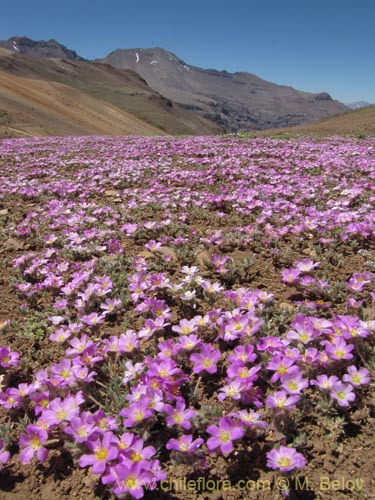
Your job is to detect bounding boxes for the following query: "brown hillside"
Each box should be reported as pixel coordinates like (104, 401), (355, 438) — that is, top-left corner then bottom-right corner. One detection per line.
(253, 105), (375, 138)
(0, 52), (221, 137)
(0, 70), (163, 138)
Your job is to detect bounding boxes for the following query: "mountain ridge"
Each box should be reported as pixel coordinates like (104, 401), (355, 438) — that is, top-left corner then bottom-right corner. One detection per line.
(0, 36), (83, 60)
(97, 47), (347, 132)
(0, 35), (351, 135)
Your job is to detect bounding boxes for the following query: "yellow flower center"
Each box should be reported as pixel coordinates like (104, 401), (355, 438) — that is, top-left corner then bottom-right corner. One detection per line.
(276, 398), (286, 408)
(95, 448), (108, 461)
(279, 457), (291, 467)
(134, 410), (144, 421)
(179, 440), (189, 451)
(126, 476), (138, 489)
(77, 426), (88, 438)
(30, 437), (41, 449)
(98, 418), (108, 429)
(288, 381), (298, 391)
(219, 431), (231, 443)
(57, 409), (68, 420)
(203, 359), (212, 368)
(131, 451), (142, 462)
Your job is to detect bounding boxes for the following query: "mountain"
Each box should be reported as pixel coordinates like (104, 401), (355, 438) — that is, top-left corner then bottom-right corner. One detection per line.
(0, 36), (83, 60)
(0, 48), (221, 138)
(98, 47), (348, 132)
(346, 101), (372, 110)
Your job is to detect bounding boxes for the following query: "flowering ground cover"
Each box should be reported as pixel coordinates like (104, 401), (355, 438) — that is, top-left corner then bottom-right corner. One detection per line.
(0, 135), (375, 499)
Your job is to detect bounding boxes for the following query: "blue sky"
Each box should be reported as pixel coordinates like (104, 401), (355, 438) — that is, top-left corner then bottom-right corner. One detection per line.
(2, 0), (374, 103)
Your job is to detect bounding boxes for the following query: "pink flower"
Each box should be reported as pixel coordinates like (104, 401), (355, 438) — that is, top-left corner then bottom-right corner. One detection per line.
(166, 435), (204, 453)
(281, 268), (301, 284)
(265, 390), (300, 410)
(19, 425), (49, 464)
(79, 431), (119, 474)
(190, 344), (221, 374)
(206, 417), (245, 455)
(343, 365), (370, 386)
(323, 338), (354, 360)
(267, 446), (306, 472)
(162, 398), (196, 430)
(0, 440), (10, 470)
(0, 346), (20, 367)
(294, 259), (320, 273)
(330, 382), (356, 407)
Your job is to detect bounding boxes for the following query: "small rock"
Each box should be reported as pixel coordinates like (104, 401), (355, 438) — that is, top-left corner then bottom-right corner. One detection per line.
(156, 246), (177, 261)
(104, 190), (118, 196)
(137, 250), (154, 259)
(363, 308), (375, 320)
(303, 247), (317, 257)
(2, 238), (24, 251)
(0, 209), (8, 216)
(279, 301), (294, 311)
(196, 250), (210, 268)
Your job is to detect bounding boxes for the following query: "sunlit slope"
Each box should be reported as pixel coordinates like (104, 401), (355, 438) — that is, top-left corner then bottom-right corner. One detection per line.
(257, 105), (375, 137)
(0, 70), (163, 138)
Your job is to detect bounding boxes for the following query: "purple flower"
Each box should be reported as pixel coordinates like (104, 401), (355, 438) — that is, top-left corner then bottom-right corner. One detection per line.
(226, 363), (261, 384)
(166, 435), (204, 453)
(163, 398), (196, 430)
(102, 461), (153, 499)
(330, 382), (356, 407)
(265, 390), (300, 410)
(267, 446), (306, 472)
(0, 346), (20, 367)
(41, 393), (83, 426)
(0, 440), (10, 470)
(343, 365), (370, 386)
(311, 374), (340, 391)
(323, 338), (354, 360)
(172, 318), (198, 335)
(120, 400), (153, 427)
(64, 413), (97, 442)
(227, 344), (257, 364)
(280, 367), (309, 394)
(120, 438), (156, 466)
(79, 431), (119, 474)
(218, 380), (246, 401)
(19, 425), (49, 464)
(206, 417), (245, 455)
(229, 410), (268, 430)
(294, 259), (320, 273)
(281, 268), (301, 284)
(80, 312), (106, 327)
(266, 355), (295, 382)
(190, 344), (221, 374)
